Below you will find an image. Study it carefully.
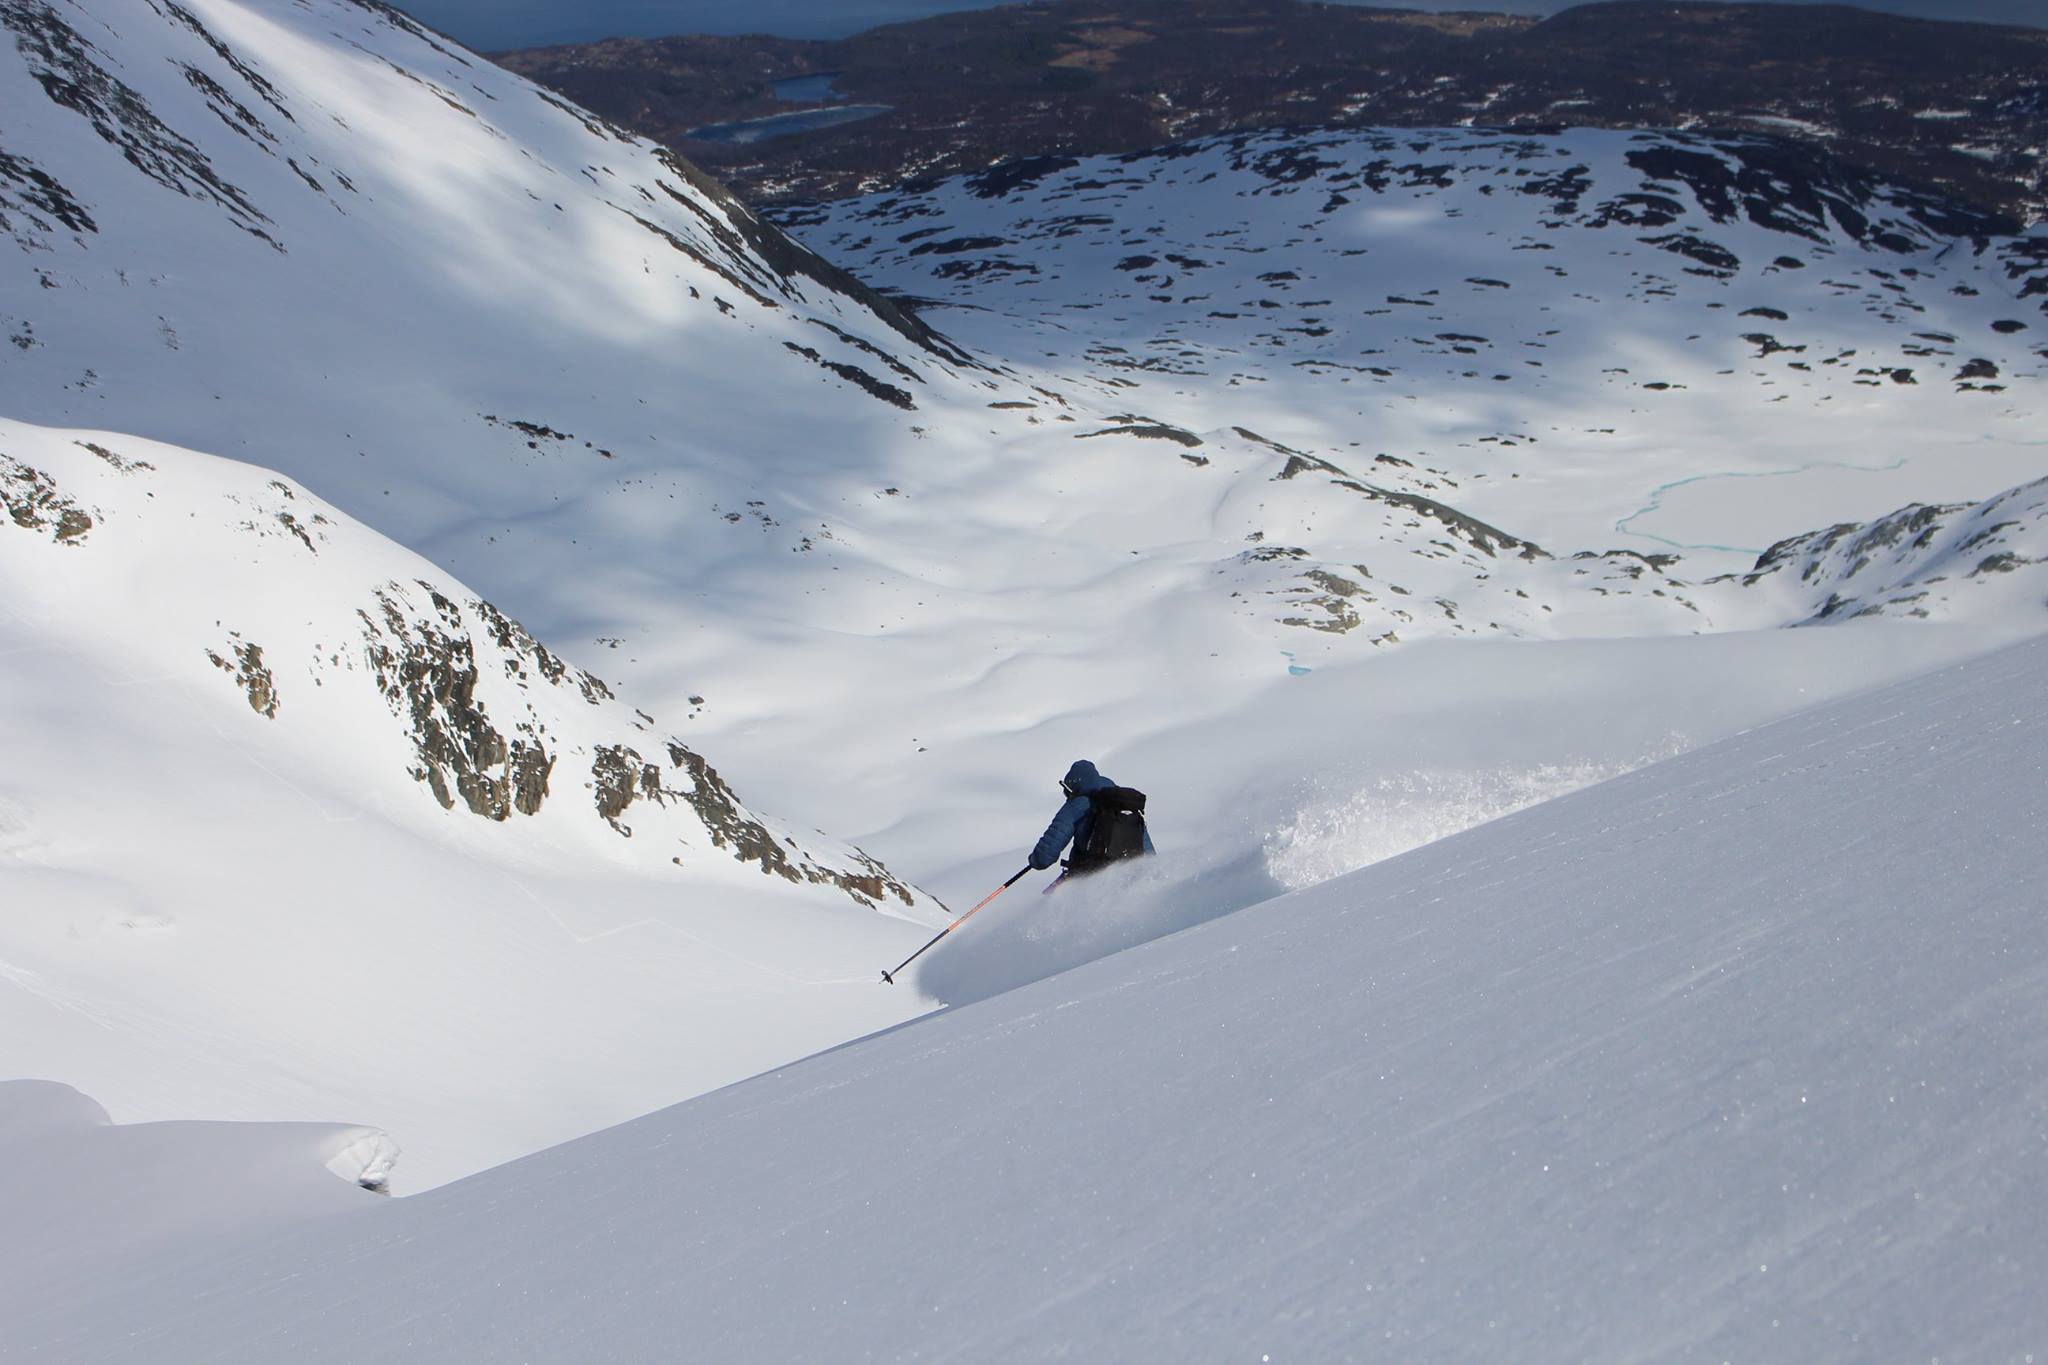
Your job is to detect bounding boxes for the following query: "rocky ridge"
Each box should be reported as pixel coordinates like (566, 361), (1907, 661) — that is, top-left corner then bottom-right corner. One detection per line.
(0, 418), (923, 910)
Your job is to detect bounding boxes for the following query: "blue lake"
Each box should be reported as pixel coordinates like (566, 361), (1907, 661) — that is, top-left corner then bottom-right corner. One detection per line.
(685, 102), (890, 145)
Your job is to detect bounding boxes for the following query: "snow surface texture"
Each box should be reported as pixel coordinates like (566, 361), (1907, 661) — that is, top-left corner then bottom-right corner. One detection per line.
(5, 0), (2048, 1191)
(0, 1079), (389, 1307)
(11, 633), (2047, 1363)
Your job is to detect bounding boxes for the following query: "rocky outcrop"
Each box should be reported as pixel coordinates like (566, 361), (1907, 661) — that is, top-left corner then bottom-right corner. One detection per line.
(588, 739), (913, 906)
(1726, 477), (2048, 624)
(207, 636), (280, 718)
(357, 584), (560, 820)
(1, 454), (92, 543)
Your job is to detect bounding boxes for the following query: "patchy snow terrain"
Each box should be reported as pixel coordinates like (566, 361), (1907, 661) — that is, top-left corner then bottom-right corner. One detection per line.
(780, 125), (2048, 572)
(9, 632), (2046, 1363)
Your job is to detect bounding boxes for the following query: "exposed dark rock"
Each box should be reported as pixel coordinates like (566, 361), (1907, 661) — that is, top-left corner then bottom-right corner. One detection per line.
(592, 742), (662, 832)
(905, 234), (1009, 256)
(782, 341), (917, 409)
(1, 454), (92, 543)
(2, 0), (278, 245)
(1333, 480), (1545, 561)
(1077, 419), (1203, 447)
(964, 155), (1082, 199)
(663, 742), (914, 906)
(0, 145), (96, 244)
(356, 585), (557, 820)
(207, 637), (279, 718)
(76, 441), (153, 474)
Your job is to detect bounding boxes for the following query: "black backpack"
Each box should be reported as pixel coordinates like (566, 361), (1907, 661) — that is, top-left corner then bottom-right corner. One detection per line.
(1068, 787), (1149, 874)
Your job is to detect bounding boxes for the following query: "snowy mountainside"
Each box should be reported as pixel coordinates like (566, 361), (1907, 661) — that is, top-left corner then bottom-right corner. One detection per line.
(13, 632), (2048, 1364)
(0, 0), (1717, 782)
(7, 0), (2048, 1198)
(779, 126), (2048, 570)
(0, 415), (941, 1187)
(0, 417), (920, 903)
(0, 0), (971, 580)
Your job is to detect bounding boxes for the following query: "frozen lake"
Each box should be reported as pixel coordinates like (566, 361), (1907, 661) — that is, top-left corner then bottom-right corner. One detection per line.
(685, 101), (889, 145)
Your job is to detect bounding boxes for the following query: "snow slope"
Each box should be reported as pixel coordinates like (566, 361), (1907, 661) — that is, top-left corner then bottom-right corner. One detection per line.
(781, 125), (2048, 571)
(0, 1080), (391, 1297)
(7, 0), (2048, 1194)
(11, 629), (2047, 1364)
(0, 416), (941, 1188)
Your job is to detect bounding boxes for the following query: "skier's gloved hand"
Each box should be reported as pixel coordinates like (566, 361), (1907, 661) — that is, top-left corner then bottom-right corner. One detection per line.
(1028, 851), (1054, 870)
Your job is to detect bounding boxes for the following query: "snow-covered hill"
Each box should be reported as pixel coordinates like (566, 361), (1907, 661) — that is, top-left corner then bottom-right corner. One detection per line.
(5, 0), (2048, 1196)
(1718, 474), (2048, 625)
(0, 415), (945, 1187)
(11, 630), (2046, 1364)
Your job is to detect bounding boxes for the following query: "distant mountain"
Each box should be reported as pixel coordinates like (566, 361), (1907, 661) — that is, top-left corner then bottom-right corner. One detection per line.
(494, 0), (2048, 223)
(1722, 475), (2048, 626)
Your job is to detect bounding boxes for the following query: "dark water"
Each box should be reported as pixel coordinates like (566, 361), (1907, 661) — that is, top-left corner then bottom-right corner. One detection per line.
(406, 0), (2040, 52)
(772, 73), (843, 104)
(686, 104), (891, 144)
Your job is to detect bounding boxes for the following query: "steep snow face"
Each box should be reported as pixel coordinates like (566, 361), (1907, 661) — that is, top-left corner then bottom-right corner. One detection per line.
(780, 126), (2048, 570)
(14, 633), (2048, 1364)
(0, 0), (972, 583)
(0, 416), (941, 1187)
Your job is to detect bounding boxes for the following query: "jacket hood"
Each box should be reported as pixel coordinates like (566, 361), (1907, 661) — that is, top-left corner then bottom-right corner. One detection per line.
(1062, 760), (1111, 794)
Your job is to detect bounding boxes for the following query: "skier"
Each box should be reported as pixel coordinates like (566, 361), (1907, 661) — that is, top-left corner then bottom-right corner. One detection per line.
(1029, 759), (1153, 881)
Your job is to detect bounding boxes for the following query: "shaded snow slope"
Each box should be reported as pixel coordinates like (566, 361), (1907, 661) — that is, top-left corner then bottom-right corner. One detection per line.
(14, 633), (2048, 1363)
(781, 126), (2048, 572)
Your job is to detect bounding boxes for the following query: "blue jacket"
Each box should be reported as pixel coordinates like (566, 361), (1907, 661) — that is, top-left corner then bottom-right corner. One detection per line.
(1030, 760), (1154, 870)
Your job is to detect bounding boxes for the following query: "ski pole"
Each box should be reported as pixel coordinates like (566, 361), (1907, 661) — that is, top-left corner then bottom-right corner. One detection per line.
(881, 867), (1031, 985)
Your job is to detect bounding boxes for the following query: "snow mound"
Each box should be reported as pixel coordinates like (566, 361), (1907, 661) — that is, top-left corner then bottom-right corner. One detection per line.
(0, 1079), (385, 1302)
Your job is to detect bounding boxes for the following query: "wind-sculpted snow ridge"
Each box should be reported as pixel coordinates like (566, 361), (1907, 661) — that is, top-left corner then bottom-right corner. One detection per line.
(0, 1078), (390, 1310)
(14, 635), (2048, 1364)
(1720, 474), (2048, 626)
